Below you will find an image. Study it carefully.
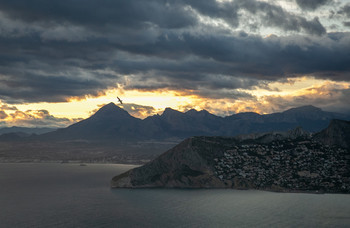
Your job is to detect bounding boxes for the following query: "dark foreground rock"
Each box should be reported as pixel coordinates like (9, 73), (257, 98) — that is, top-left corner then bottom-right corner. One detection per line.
(111, 120), (350, 193)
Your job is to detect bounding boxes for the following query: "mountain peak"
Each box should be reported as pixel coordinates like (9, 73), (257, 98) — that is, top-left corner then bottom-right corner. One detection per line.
(163, 107), (179, 112)
(185, 109), (207, 114)
(91, 102), (131, 119)
(185, 109), (198, 114)
(185, 109), (215, 118)
(100, 102), (118, 109)
(284, 105), (322, 113)
(161, 107), (183, 117)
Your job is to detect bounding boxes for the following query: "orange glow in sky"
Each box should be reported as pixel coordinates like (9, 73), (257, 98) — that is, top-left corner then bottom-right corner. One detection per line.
(1, 76), (349, 128)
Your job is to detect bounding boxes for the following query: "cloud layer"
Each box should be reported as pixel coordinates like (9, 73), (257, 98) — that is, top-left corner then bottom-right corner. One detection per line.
(0, 0), (349, 117)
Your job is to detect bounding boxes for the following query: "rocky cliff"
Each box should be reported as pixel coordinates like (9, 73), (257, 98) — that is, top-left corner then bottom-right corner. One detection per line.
(111, 137), (232, 188)
(313, 119), (350, 148)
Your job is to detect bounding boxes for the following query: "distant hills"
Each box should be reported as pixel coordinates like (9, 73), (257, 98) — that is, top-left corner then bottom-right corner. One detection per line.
(0, 127), (57, 142)
(111, 119), (350, 193)
(38, 103), (350, 142)
(0, 127), (56, 136)
(1, 103), (349, 163)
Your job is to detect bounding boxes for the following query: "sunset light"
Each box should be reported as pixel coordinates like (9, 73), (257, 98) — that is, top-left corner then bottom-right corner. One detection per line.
(0, 0), (349, 129)
(1, 1), (350, 226)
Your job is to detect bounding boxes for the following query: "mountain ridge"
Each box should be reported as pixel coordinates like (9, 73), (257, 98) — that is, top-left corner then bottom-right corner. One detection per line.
(37, 103), (350, 142)
(1, 104), (349, 164)
(0, 126), (57, 135)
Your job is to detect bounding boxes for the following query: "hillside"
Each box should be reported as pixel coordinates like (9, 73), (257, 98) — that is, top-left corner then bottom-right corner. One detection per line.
(111, 120), (350, 193)
(314, 119), (350, 148)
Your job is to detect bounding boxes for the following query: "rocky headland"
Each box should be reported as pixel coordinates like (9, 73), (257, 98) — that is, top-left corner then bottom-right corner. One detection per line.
(111, 120), (350, 193)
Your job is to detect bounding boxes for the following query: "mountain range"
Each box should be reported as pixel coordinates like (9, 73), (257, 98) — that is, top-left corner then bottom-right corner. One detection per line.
(1, 103), (349, 163)
(37, 102), (350, 142)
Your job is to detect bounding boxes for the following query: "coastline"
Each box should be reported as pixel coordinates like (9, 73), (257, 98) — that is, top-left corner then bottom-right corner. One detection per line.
(1, 162), (346, 194)
(110, 184), (348, 194)
(2, 162), (347, 194)
(0, 159), (146, 165)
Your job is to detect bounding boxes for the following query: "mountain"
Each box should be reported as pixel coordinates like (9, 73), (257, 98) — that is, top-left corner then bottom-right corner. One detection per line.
(0, 127), (56, 135)
(111, 122), (350, 193)
(36, 104), (350, 142)
(41, 102), (142, 141)
(143, 108), (223, 138)
(111, 137), (229, 188)
(267, 105), (345, 131)
(224, 105), (348, 134)
(313, 119), (350, 148)
(1, 103), (349, 164)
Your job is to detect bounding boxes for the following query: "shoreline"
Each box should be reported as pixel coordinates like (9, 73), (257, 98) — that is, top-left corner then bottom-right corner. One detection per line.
(0, 160), (146, 165)
(0, 160), (350, 195)
(111, 185), (349, 195)
(2, 162), (347, 194)
(0, 160), (142, 166)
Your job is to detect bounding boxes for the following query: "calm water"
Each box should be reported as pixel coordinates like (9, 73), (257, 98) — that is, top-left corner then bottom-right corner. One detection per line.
(0, 163), (349, 228)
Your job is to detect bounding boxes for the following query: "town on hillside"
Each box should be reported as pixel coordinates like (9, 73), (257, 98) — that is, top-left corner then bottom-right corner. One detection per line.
(214, 138), (350, 193)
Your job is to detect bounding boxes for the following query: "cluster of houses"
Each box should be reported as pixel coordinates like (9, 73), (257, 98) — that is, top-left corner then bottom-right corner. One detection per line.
(213, 139), (349, 193)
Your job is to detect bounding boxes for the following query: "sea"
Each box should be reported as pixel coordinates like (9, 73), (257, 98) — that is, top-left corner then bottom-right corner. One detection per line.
(0, 163), (349, 228)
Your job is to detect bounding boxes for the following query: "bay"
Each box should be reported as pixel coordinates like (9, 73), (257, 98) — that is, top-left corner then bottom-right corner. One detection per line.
(0, 163), (349, 228)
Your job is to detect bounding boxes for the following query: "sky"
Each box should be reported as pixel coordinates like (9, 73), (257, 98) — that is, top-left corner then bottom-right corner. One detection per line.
(0, 0), (349, 128)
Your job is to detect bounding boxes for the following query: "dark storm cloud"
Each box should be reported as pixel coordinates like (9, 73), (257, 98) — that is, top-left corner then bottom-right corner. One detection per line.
(189, 0), (326, 35)
(0, 32), (120, 102)
(123, 70), (259, 99)
(339, 3), (350, 18)
(0, 0), (197, 29)
(0, 0), (347, 103)
(114, 31), (350, 80)
(0, 71), (117, 103)
(238, 0), (326, 35)
(295, 0), (331, 10)
(0, 0), (327, 35)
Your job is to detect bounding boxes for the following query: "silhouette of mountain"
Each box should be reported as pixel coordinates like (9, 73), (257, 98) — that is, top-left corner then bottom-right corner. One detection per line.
(155, 107), (222, 137)
(224, 105), (349, 134)
(41, 102), (142, 141)
(1, 103), (349, 164)
(38, 103), (350, 142)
